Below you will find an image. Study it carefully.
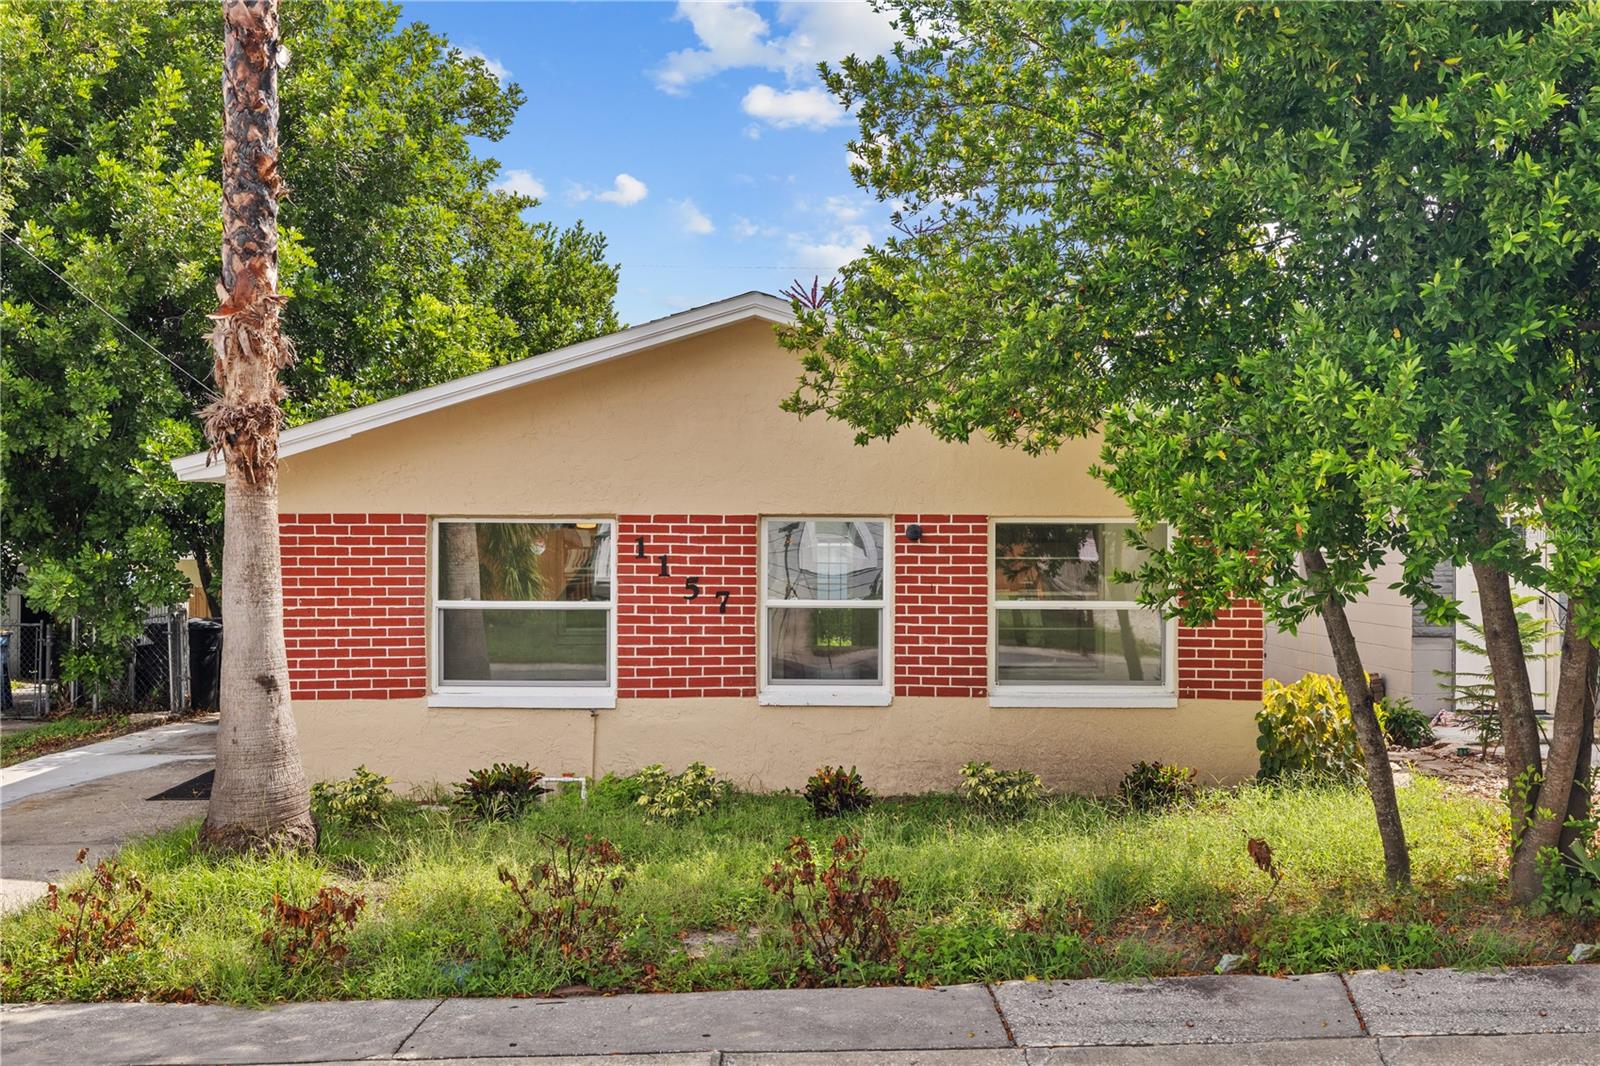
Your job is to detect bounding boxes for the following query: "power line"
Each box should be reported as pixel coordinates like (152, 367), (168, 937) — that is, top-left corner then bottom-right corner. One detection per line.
(2, 230), (220, 400)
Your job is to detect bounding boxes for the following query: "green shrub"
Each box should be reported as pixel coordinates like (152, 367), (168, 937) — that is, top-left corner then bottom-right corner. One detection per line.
(1535, 809), (1600, 919)
(958, 761), (1046, 820)
(635, 762), (729, 822)
(310, 766), (392, 828)
(452, 763), (547, 822)
(1117, 761), (1195, 812)
(1378, 697), (1436, 749)
(804, 765), (874, 818)
(1257, 674), (1366, 780)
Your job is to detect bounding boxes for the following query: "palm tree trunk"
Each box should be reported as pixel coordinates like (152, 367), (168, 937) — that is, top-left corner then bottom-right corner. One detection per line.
(198, 0), (313, 852)
(1472, 561), (1545, 901)
(1304, 549), (1410, 887)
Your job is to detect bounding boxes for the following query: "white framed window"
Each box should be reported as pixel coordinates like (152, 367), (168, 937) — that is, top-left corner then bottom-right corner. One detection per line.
(759, 518), (892, 706)
(429, 518), (616, 709)
(990, 520), (1176, 708)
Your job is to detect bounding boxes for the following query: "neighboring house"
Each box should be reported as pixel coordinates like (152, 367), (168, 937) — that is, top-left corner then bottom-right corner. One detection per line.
(1266, 553), (1562, 717)
(171, 292), (1264, 793)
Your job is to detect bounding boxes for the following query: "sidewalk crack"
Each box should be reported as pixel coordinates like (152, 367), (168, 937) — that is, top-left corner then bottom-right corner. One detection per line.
(393, 998), (446, 1057)
(1338, 972), (1370, 1036)
(984, 983), (1018, 1046)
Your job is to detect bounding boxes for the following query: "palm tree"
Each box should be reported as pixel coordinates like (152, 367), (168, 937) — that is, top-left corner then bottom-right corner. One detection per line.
(198, 0), (314, 851)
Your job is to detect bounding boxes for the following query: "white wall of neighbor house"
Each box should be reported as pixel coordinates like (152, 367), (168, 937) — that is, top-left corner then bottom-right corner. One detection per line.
(1264, 554), (1423, 704)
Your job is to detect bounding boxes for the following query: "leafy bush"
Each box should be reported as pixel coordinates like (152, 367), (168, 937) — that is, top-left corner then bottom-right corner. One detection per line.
(958, 761), (1046, 820)
(499, 834), (628, 967)
(1378, 697), (1436, 750)
(43, 849), (151, 968)
(1257, 674), (1366, 780)
(310, 766), (392, 828)
(635, 762), (729, 822)
(763, 832), (903, 985)
(804, 765), (874, 818)
(1535, 810), (1600, 919)
(260, 886), (365, 972)
(452, 763), (547, 822)
(1117, 761), (1195, 812)
(1254, 912), (1445, 973)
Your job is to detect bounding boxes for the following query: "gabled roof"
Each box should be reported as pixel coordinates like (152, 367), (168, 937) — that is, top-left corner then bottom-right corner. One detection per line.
(171, 291), (794, 483)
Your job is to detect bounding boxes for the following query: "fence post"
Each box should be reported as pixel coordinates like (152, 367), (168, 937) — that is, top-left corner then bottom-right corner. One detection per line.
(168, 607), (189, 715)
(41, 623), (53, 717)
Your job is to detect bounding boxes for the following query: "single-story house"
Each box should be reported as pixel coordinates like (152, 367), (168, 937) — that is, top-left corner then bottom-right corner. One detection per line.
(172, 292), (1264, 793)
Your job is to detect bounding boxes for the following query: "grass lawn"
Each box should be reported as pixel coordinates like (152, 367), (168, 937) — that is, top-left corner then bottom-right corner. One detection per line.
(1, 775), (1588, 1004)
(0, 713), (133, 767)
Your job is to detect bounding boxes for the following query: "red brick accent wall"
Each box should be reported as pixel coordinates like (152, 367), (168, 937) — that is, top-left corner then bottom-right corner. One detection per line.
(1177, 601), (1264, 700)
(893, 514), (989, 697)
(616, 515), (758, 698)
(279, 513), (428, 699)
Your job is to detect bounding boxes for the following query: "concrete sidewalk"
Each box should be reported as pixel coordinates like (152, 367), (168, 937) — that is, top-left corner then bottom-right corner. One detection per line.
(1, 965), (1595, 1066)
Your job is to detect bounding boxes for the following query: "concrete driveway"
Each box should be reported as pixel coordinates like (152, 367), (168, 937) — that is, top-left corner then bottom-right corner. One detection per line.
(0, 718), (216, 911)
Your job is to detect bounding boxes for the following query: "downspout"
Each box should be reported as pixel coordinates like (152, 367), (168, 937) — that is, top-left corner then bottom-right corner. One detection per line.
(590, 707), (600, 781)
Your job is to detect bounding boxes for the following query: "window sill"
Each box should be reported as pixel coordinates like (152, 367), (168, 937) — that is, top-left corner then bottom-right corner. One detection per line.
(429, 689), (616, 710)
(759, 687), (893, 708)
(988, 689), (1178, 709)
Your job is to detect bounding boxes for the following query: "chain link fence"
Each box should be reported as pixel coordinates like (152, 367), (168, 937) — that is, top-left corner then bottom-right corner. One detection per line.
(3, 608), (193, 718)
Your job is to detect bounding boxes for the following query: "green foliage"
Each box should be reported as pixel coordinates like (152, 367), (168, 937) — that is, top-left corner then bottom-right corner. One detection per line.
(0, 0), (618, 675)
(1377, 698), (1436, 751)
(1257, 675), (1367, 781)
(957, 762), (1046, 821)
(310, 767), (392, 830)
(1254, 913), (1446, 974)
(452, 763), (546, 823)
(1535, 815), (1600, 918)
(0, 778), (1551, 1002)
(1117, 761), (1195, 813)
(635, 762), (730, 823)
(803, 765), (874, 818)
(762, 832), (904, 986)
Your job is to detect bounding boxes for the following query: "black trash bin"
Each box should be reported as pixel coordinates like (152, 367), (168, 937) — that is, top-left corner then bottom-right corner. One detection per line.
(188, 619), (223, 712)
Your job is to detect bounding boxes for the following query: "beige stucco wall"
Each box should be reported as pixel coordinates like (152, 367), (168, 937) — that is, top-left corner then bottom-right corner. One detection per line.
(1265, 553), (1416, 694)
(276, 319), (1125, 517)
(293, 696), (1260, 795)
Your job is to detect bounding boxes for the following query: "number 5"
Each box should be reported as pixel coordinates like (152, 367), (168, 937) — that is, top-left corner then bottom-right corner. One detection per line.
(685, 576), (701, 601)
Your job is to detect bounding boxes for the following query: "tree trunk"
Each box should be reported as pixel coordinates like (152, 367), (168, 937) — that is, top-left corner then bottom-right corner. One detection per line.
(439, 522), (490, 681)
(1520, 613), (1598, 902)
(1472, 561), (1545, 900)
(1557, 637), (1596, 858)
(198, 0), (314, 852)
(1304, 549), (1411, 887)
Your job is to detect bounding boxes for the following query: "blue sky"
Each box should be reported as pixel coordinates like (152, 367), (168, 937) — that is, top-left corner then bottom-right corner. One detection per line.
(400, 1), (902, 324)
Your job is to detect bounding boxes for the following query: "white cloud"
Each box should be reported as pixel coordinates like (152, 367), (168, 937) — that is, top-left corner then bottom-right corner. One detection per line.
(493, 169), (545, 199)
(571, 173), (650, 207)
(652, 1), (901, 130)
(674, 198), (715, 235)
(789, 224), (874, 273)
(731, 216), (779, 240)
(460, 46), (510, 83)
(741, 85), (845, 130)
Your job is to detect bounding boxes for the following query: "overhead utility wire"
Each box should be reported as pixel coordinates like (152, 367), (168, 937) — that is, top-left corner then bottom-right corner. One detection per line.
(3, 229), (220, 399)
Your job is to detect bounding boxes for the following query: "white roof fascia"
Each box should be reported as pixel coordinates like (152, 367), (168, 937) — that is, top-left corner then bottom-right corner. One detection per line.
(171, 291), (794, 484)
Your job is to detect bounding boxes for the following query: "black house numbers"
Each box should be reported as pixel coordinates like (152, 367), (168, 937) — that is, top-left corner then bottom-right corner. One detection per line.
(634, 537), (732, 613)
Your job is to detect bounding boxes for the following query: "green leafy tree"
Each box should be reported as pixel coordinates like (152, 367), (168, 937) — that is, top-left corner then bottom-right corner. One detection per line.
(1, 0), (618, 681)
(783, 1), (1600, 892)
